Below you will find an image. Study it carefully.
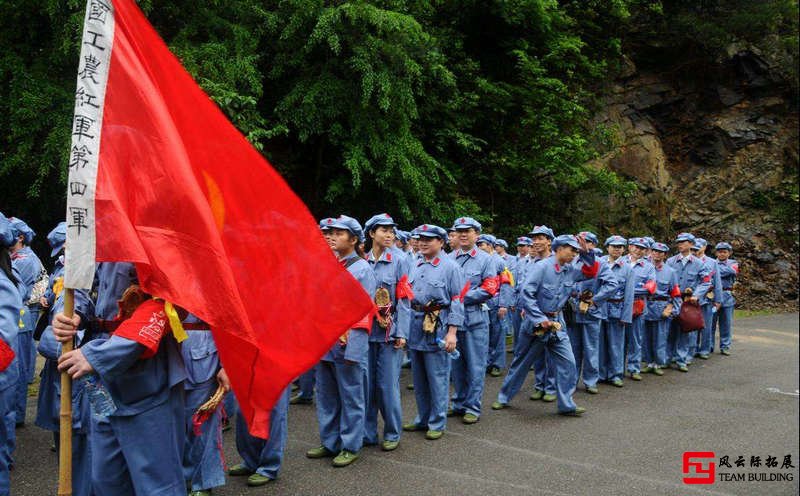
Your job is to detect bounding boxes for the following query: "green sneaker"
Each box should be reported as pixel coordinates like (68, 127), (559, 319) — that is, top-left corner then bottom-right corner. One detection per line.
(247, 473), (274, 487)
(529, 389), (544, 401)
(585, 386), (598, 394)
(306, 446), (335, 459)
(332, 450), (360, 467)
(559, 406), (586, 417)
(425, 430), (444, 440)
(678, 365), (689, 372)
(698, 353), (709, 360)
(189, 490), (212, 496)
(542, 394), (556, 402)
(641, 366), (653, 374)
(406, 383), (414, 390)
(720, 349), (731, 356)
(289, 394), (313, 405)
(653, 367), (664, 376)
(462, 413), (479, 424)
(631, 373), (642, 381)
(381, 440), (399, 452)
(402, 422), (425, 432)
(291, 383), (299, 392)
(491, 401), (507, 410)
(489, 367), (502, 377)
(611, 379), (624, 387)
(228, 463), (253, 476)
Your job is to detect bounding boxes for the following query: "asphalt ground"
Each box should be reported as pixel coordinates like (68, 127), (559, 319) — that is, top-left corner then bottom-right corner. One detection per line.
(10, 313), (799, 496)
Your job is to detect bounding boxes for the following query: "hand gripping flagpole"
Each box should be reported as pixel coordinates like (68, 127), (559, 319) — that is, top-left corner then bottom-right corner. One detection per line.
(57, 289), (75, 496)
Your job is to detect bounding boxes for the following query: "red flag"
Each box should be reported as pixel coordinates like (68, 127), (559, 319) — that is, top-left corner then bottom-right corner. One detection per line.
(64, 0), (373, 438)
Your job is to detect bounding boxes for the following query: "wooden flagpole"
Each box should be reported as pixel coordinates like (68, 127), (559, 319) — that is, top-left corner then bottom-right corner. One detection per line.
(57, 288), (74, 496)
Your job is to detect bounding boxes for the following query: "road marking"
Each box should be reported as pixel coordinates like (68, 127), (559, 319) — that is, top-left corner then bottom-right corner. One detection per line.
(445, 431), (736, 496)
(765, 387), (800, 397)
(750, 328), (799, 338)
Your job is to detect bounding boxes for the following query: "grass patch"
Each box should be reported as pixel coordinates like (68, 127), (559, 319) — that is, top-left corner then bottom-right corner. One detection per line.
(734, 309), (780, 319)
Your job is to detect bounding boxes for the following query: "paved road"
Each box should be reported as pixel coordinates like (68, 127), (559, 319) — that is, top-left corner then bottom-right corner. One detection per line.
(10, 313), (800, 495)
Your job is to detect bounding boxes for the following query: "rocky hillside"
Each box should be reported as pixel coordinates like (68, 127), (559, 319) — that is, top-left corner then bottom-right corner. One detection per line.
(593, 44), (799, 311)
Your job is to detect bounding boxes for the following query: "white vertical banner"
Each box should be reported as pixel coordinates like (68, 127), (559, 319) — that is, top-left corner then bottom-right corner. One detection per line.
(64, 0), (115, 289)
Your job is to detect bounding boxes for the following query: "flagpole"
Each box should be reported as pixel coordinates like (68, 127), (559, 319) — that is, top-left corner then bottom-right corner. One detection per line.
(57, 288), (74, 496)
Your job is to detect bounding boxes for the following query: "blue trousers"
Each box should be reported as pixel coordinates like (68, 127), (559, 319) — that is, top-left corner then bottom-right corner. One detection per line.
(297, 365), (317, 399)
(315, 360), (366, 453)
(697, 304), (716, 355)
(533, 353), (556, 394)
(568, 319), (601, 388)
(235, 387), (289, 480)
(91, 387), (186, 496)
(674, 325), (698, 367)
(713, 306), (734, 351)
(409, 349), (450, 432)
(600, 318), (626, 382)
(0, 385), (14, 496)
(13, 331), (33, 425)
(365, 342), (403, 444)
(53, 430), (93, 496)
(644, 319), (670, 367)
(487, 309), (508, 370)
(450, 322), (489, 417)
(497, 324), (578, 413)
(626, 315), (645, 374)
(183, 382), (225, 491)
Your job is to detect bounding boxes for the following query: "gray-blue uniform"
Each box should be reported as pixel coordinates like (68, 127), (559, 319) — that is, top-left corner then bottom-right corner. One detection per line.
(666, 233), (712, 368)
(450, 217), (497, 419)
(180, 317), (226, 492)
(314, 216), (376, 456)
(483, 236), (515, 372)
(695, 238), (723, 357)
(598, 236), (635, 384)
(363, 214), (412, 446)
(0, 213), (22, 496)
(528, 226), (557, 397)
(496, 235), (598, 412)
(642, 242), (681, 369)
(80, 262), (188, 496)
(712, 242), (737, 353)
(8, 218), (43, 425)
(568, 238), (618, 390)
(35, 277), (95, 496)
(624, 238), (657, 376)
(406, 225), (465, 433)
(511, 237), (533, 351)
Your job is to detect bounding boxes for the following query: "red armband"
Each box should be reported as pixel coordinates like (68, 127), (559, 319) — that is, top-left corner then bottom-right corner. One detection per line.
(702, 275), (711, 283)
(732, 263), (739, 274)
(644, 280), (657, 294)
(453, 281), (470, 302)
(670, 284), (681, 298)
(499, 269), (512, 286)
(480, 276), (500, 296)
(0, 339), (15, 372)
(581, 261), (599, 278)
(396, 274), (415, 300)
(113, 299), (169, 359)
(352, 305), (376, 333)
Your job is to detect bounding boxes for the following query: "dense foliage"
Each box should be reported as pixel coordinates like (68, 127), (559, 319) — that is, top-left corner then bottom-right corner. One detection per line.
(1, 0), (797, 248)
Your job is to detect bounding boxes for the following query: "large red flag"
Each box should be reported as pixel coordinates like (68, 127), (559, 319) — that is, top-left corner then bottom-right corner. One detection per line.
(64, 0), (374, 437)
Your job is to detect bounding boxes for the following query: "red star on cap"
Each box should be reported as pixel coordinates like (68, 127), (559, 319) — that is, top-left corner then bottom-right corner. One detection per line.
(384, 214), (390, 218)
(459, 218), (465, 223)
(326, 219), (333, 224)
(422, 225), (428, 231)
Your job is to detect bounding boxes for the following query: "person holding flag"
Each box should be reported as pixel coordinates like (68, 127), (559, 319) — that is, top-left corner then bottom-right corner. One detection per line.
(306, 215), (376, 468)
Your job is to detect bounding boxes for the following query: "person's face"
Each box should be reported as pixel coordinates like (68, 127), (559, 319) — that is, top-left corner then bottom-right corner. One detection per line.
(586, 241), (596, 251)
(370, 226), (395, 249)
(517, 245), (530, 256)
(651, 250), (666, 263)
(328, 228), (356, 255)
(418, 237), (443, 256)
(629, 245), (646, 259)
(531, 235), (550, 255)
(716, 249), (730, 261)
(696, 245), (706, 256)
(607, 245), (624, 258)
(477, 241), (493, 254)
(457, 228), (478, 249)
(447, 231), (458, 249)
(556, 245), (578, 265)
(394, 239), (405, 249)
(677, 240), (692, 254)
(11, 236), (23, 252)
(494, 245), (506, 255)
(409, 238), (419, 251)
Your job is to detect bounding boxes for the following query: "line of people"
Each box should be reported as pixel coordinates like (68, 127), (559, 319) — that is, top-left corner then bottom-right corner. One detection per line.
(0, 211), (739, 495)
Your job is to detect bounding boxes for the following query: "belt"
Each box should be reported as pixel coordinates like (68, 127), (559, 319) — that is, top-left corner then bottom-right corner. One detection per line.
(607, 298), (623, 303)
(411, 303), (448, 312)
(634, 297), (645, 301)
(723, 287), (733, 291)
(182, 322), (211, 330)
(544, 311), (558, 318)
(648, 296), (670, 301)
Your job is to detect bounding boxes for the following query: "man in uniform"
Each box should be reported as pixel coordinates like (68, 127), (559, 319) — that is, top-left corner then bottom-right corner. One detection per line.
(712, 242), (738, 355)
(624, 238), (656, 381)
(642, 242), (681, 375)
(598, 236), (635, 387)
(476, 235), (513, 377)
(693, 238), (722, 360)
(527, 226), (557, 402)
